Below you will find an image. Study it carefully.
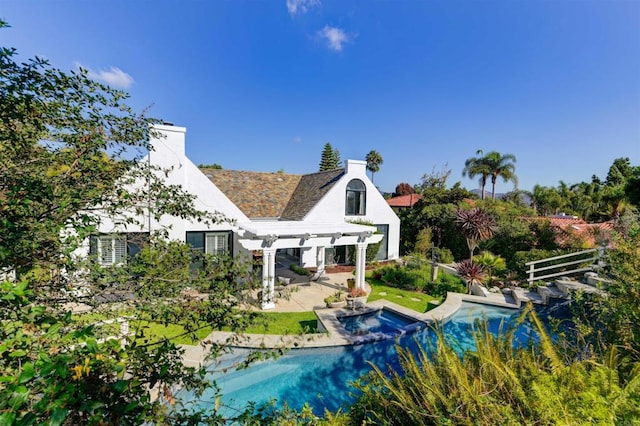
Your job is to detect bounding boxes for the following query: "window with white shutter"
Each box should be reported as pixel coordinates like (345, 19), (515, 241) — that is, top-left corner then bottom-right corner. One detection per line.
(91, 233), (148, 266)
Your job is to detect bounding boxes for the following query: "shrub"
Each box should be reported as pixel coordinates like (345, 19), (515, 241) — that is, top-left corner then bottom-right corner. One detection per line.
(425, 273), (466, 297)
(350, 307), (640, 425)
(433, 247), (454, 264)
(381, 265), (415, 290)
(289, 264), (310, 276)
(324, 291), (345, 305)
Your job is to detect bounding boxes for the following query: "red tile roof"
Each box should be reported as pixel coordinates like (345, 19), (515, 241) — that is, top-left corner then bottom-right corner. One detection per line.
(386, 193), (422, 208)
(530, 215), (615, 248)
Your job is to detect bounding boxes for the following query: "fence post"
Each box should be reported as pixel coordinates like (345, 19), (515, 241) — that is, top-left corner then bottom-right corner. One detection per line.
(528, 262), (535, 284)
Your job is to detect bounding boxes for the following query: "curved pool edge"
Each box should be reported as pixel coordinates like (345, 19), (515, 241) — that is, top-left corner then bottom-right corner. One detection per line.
(180, 292), (521, 368)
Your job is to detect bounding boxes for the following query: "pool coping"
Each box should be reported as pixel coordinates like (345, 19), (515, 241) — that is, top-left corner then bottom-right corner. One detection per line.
(180, 291), (520, 368)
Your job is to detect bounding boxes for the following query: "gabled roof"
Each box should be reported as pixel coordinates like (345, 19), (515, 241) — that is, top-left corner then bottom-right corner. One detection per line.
(201, 169), (301, 219)
(200, 167), (344, 220)
(386, 193), (422, 208)
(281, 169), (344, 220)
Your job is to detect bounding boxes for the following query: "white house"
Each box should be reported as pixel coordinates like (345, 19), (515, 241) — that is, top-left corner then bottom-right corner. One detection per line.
(84, 124), (400, 309)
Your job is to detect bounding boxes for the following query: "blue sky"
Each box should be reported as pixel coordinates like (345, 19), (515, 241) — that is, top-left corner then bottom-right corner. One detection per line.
(3, 1), (639, 194)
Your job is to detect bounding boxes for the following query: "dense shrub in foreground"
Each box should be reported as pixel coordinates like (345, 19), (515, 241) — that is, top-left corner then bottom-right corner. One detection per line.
(349, 307), (640, 425)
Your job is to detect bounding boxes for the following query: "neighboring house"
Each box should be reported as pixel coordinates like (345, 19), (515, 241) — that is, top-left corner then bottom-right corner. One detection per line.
(545, 214), (614, 248)
(80, 124), (400, 309)
(386, 193), (422, 212)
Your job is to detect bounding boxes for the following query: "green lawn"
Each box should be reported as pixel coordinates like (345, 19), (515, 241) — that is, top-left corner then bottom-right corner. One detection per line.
(73, 283), (438, 343)
(244, 311), (318, 335)
(74, 310), (319, 344)
(367, 279), (441, 313)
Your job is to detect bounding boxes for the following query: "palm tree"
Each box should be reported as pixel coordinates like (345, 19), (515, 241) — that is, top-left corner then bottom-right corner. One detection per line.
(462, 150), (491, 200)
(366, 150), (383, 183)
(483, 151), (518, 199)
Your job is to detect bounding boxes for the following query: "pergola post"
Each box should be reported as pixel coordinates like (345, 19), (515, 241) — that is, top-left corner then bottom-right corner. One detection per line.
(316, 246), (325, 273)
(261, 247), (276, 310)
(355, 242), (368, 290)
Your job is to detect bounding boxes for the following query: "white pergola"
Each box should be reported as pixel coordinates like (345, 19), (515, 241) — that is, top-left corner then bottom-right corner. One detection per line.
(236, 221), (383, 309)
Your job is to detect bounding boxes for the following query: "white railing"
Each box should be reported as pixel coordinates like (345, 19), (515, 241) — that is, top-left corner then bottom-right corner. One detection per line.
(525, 248), (603, 284)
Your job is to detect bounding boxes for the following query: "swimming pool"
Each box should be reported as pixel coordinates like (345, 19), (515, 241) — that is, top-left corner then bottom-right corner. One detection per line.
(178, 301), (567, 417)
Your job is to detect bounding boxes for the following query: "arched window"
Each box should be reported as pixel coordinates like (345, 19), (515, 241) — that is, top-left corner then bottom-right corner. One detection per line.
(345, 179), (366, 215)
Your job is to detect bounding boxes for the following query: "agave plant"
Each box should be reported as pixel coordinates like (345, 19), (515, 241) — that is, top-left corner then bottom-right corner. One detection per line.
(455, 259), (487, 293)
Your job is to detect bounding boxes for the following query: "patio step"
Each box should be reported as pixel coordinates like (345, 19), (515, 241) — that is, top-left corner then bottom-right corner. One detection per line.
(512, 287), (544, 305)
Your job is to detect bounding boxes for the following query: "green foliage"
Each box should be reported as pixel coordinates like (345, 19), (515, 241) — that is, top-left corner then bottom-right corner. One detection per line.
(373, 262), (465, 298)
(365, 150), (383, 183)
(432, 247), (454, 264)
(197, 163), (222, 169)
(397, 168), (472, 257)
(324, 291), (346, 305)
(512, 248), (579, 280)
(473, 251), (506, 282)
(349, 306), (640, 425)
(366, 282), (440, 313)
(289, 263), (311, 276)
(413, 227), (432, 256)
(319, 142), (341, 171)
(0, 33), (272, 424)
(574, 226), (640, 363)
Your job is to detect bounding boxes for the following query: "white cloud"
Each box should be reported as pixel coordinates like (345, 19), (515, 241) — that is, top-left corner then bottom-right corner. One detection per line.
(74, 62), (134, 89)
(318, 26), (349, 52)
(287, 0), (320, 17)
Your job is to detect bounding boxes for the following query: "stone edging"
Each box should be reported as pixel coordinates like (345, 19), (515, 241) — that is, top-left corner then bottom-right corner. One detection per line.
(180, 292), (521, 368)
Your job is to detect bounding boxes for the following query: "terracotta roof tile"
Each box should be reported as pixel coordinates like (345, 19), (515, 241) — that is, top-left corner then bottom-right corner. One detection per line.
(386, 193), (422, 208)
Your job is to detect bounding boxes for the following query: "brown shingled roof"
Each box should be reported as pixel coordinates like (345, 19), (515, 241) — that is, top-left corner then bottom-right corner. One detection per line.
(281, 169), (345, 220)
(201, 169), (302, 219)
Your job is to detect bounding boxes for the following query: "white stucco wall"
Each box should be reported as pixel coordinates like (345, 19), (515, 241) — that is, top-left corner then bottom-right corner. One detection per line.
(81, 126), (398, 267)
(80, 125), (251, 258)
(302, 159), (400, 264)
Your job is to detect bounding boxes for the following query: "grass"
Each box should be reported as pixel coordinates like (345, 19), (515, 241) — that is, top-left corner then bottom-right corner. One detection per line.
(245, 311), (318, 335)
(367, 279), (441, 313)
(74, 309), (319, 345)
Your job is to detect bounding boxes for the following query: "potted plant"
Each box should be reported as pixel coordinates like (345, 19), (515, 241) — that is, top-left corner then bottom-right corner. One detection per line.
(346, 278), (356, 290)
(346, 287), (368, 309)
(324, 291), (346, 308)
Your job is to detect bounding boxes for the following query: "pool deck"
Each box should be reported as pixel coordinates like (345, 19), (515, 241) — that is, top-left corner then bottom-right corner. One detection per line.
(180, 273), (521, 368)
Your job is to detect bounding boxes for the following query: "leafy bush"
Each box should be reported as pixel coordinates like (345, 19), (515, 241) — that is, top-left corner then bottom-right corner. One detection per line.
(425, 273), (466, 297)
(324, 291), (345, 305)
(375, 262), (465, 297)
(381, 265), (416, 290)
(350, 307), (640, 425)
(433, 247), (454, 264)
(289, 264), (310, 276)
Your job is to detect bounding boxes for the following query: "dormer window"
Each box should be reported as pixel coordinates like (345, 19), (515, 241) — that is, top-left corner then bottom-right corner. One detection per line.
(346, 179), (366, 216)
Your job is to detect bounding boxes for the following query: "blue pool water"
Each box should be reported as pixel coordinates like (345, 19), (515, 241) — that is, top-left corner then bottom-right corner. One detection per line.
(179, 302), (568, 417)
(337, 308), (418, 336)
